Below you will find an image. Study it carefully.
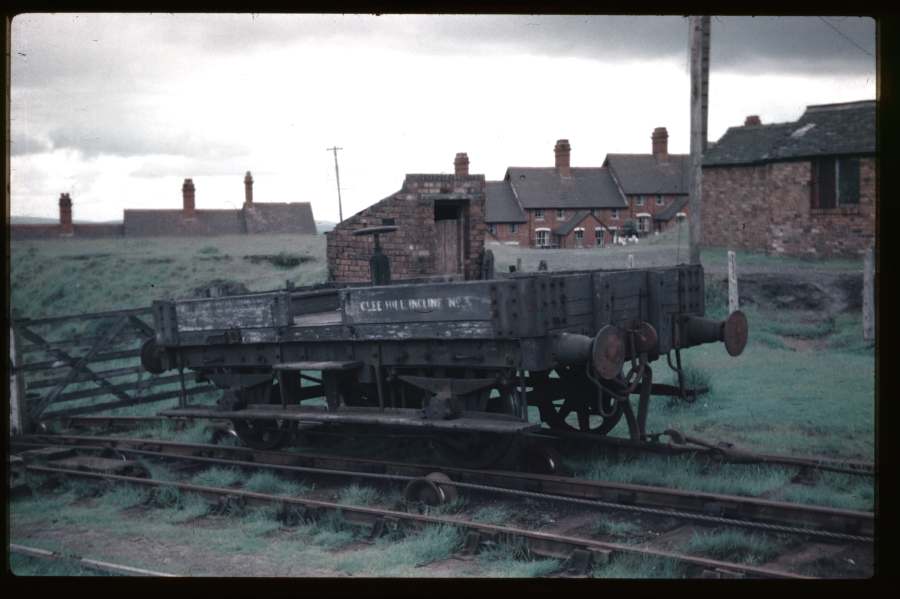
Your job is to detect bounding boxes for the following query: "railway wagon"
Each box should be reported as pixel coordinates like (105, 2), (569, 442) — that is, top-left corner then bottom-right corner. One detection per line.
(142, 262), (747, 454)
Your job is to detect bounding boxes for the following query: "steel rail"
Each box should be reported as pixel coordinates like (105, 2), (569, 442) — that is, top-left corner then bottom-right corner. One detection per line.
(21, 463), (811, 579)
(526, 429), (876, 476)
(42, 414), (876, 476)
(9, 543), (176, 577)
(16, 434), (874, 541)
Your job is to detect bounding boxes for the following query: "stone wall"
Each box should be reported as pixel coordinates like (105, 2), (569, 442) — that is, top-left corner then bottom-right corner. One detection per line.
(326, 174), (487, 283)
(703, 157), (875, 257)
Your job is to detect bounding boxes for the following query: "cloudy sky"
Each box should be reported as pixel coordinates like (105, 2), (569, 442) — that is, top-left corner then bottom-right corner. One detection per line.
(10, 14), (876, 223)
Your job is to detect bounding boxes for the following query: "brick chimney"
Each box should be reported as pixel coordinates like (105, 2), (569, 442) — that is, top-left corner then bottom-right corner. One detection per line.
(244, 171), (254, 206)
(182, 178), (195, 218)
(554, 139), (571, 177)
(744, 115), (762, 126)
(454, 153), (469, 176)
(59, 193), (73, 235)
(651, 127), (668, 160)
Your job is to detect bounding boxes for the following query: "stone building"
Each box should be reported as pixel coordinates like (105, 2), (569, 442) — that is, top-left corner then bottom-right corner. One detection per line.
(10, 172), (317, 240)
(326, 154), (487, 283)
(486, 131), (690, 248)
(702, 100), (875, 257)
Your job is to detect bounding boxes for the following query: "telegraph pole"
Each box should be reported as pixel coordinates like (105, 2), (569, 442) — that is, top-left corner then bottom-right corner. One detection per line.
(327, 146), (344, 223)
(688, 15), (710, 265)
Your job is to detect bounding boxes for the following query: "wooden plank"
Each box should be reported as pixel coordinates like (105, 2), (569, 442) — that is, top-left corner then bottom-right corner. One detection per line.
(10, 326), (27, 435)
(274, 361), (361, 371)
(26, 365), (144, 390)
(863, 245), (875, 342)
(728, 250), (739, 314)
(41, 385), (216, 418)
(16, 306), (151, 327)
(16, 348), (142, 373)
(174, 293), (292, 332)
(53, 374), (184, 404)
(343, 282), (494, 325)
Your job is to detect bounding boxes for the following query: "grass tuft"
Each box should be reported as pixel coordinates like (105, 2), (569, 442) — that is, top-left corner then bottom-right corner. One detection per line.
(191, 467), (243, 488)
(685, 529), (785, 565)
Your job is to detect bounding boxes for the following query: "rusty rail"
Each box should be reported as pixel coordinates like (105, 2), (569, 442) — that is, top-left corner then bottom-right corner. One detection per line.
(10, 543), (175, 577)
(21, 463), (810, 579)
(16, 434), (874, 541)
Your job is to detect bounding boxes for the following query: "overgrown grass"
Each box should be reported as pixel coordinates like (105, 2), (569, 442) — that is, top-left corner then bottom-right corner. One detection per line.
(592, 515), (642, 539)
(475, 541), (561, 577)
(593, 553), (685, 578)
(337, 484), (382, 507)
(335, 525), (463, 576)
(242, 470), (311, 496)
(685, 529), (787, 565)
(10, 234), (326, 319)
(191, 467), (243, 488)
(470, 503), (514, 525)
(9, 552), (114, 576)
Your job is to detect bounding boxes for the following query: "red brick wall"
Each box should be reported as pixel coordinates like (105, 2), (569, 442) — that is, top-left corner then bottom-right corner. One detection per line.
(326, 174), (487, 282)
(556, 213), (611, 248)
(487, 222), (530, 245)
(703, 157), (875, 257)
(526, 208), (624, 247)
(625, 194), (689, 233)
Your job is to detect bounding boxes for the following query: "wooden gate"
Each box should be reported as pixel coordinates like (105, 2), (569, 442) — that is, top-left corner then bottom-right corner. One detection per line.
(9, 306), (216, 431)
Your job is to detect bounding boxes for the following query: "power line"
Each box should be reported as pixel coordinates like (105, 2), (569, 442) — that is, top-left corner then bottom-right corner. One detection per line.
(817, 16), (874, 58)
(326, 146), (344, 222)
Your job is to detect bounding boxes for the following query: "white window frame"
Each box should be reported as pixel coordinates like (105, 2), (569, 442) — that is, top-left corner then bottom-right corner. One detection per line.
(557, 209), (566, 219)
(612, 209), (619, 220)
(488, 224), (497, 235)
(656, 195), (664, 206)
(635, 195), (645, 207)
(509, 223), (518, 234)
(594, 227), (605, 248)
(535, 227), (551, 247)
(534, 209), (545, 221)
(574, 227), (585, 247)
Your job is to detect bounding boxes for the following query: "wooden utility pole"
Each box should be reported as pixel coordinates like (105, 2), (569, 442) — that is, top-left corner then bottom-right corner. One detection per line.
(688, 15), (711, 265)
(327, 146), (344, 223)
(863, 245), (875, 342)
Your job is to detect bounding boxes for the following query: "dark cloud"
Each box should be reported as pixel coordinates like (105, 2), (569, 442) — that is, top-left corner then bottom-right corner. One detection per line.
(10, 132), (51, 156)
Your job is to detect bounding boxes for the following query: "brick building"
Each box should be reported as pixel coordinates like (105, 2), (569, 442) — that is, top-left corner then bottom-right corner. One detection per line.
(10, 172), (317, 240)
(326, 154), (487, 283)
(486, 131), (690, 248)
(702, 100), (875, 257)
(603, 127), (690, 236)
(485, 140), (627, 249)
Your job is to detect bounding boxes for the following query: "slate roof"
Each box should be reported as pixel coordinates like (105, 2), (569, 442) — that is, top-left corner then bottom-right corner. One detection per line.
(484, 180), (527, 223)
(552, 210), (596, 236)
(704, 100), (875, 166)
(505, 167), (627, 210)
(245, 203), (317, 234)
(653, 196), (689, 222)
(603, 154), (690, 195)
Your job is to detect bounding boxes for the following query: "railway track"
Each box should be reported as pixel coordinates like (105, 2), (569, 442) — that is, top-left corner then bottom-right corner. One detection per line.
(13, 433), (874, 543)
(46, 415), (875, 477)
(16, 461), (814, 579)
(9, 543), (175, 577)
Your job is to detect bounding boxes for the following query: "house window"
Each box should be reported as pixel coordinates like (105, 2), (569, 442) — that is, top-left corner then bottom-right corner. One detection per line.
(534, 209), (545, 221)
(574, 228), (584, 247)
(812, 157), (860, 209)
(595, 227), (605, 248)
(637, 217), (650, 234)
(656, 195), (664, 206)
(635, 195), (645, 207)
(612, 209), (619, 220)
(488, 224), (497, 236)
(557, 209), (566, 219)
(509, 223), (518, 234)
(535, 229), (550, 247)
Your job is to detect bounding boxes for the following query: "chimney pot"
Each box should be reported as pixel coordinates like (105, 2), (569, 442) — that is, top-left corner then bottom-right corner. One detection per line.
(744, 115), (762, 126)
(651, 127), (669, 159)
(182, 178), (196, 218)
(454, 153), (470, 177)
(554, 139), (571, 177)
(59, 193), (74, 234)
(244, 171), (254, 206)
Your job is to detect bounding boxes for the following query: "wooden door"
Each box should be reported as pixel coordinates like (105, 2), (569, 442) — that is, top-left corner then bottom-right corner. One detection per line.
(435, 218), (461, 274)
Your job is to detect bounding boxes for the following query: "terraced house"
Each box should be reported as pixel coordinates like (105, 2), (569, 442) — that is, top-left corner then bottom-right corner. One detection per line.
(702, 100), (875, 257)
(486, 131), (690, 249)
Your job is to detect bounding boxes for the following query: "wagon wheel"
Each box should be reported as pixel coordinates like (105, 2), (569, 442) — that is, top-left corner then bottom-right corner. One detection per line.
(230, 380), (296, 450)
(533, 366), (623, 435)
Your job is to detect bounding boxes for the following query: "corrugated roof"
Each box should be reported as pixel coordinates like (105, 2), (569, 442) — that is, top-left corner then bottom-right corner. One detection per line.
(484, 181), (527, 223)
(604, 154), (690, 195)
(505, 167), (627, 210)
(704, 100), (875, 166)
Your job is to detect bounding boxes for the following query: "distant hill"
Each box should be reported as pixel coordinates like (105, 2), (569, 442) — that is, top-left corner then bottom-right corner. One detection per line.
(315, 220), (337, 234)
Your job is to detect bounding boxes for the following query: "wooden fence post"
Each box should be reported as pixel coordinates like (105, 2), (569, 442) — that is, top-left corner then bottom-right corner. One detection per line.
(9, 326), (27, 435)
(627, 254), (635, 269)
(728, 250), (739, 314)
(864, 245), (875, 342)
(516, 257), (523, 273)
